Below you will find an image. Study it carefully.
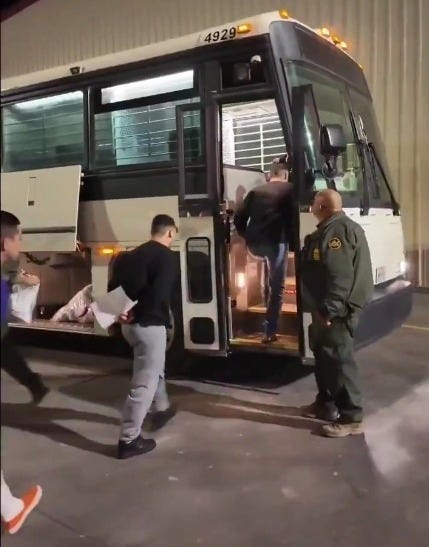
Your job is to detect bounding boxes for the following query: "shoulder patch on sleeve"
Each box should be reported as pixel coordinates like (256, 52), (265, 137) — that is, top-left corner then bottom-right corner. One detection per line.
(328, 237), (342, 250)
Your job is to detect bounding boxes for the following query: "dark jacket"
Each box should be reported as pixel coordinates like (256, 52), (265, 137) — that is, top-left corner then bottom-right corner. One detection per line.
(109, 241), (177, 328)
(301, 212), (374, 320)
(234, 182), (295, 249)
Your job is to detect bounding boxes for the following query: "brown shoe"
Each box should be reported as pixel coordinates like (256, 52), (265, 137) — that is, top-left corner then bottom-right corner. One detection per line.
(322, 421), (364, 438)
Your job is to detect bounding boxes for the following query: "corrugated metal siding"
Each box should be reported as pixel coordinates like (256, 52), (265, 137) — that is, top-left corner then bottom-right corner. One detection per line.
(1, 0), (428, 285)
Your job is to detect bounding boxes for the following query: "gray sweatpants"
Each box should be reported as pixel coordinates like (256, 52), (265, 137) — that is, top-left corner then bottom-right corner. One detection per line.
(119, 324), (169, 442)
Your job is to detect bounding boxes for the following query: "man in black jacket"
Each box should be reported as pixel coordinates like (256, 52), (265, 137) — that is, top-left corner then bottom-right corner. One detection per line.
(234, 156), (295, 343)
(115, 214), (178, 460)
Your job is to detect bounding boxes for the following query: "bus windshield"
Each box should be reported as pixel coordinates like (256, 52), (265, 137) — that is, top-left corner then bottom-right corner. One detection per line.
(348, 87), (393, 185)
(286, 62), (364, 206)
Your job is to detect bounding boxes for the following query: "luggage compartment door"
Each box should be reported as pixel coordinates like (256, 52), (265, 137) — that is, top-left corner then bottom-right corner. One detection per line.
(1, 165), (82, 252)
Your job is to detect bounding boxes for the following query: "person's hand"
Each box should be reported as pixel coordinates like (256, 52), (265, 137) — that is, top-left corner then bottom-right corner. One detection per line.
(19, 273), (40, 286)
(118, 311), (134, 324)
(317, 311), (331, 327)
(322, 318), (332, 327)
(118, 314), (129, 324)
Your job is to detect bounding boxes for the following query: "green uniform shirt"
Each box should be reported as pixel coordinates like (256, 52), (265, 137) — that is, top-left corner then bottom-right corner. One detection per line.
(301, 212), (374, 320)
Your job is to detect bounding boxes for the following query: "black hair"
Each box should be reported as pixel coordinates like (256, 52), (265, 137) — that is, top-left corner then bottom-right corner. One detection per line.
(1, 210), (20, 244)
(151, 214), (177, 236)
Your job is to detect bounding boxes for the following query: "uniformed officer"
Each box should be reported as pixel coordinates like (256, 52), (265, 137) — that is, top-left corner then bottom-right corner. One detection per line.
(300, 189), (373, 437)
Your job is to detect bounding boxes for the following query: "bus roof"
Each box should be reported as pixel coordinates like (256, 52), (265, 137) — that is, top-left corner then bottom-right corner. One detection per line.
(1, 10), (353, 93)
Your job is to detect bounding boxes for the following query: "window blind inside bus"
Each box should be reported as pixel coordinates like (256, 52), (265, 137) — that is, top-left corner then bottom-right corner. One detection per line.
(233, 114), (285, 172)
(2, 92), (84, 172)
(95, 98), (201, 167)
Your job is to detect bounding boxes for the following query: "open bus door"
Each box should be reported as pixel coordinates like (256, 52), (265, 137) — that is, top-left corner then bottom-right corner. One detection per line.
(175, 102), (228, 355)
(216, 94), (299, 354)
(291, 84), (324, 362)
(1, 165), (82, 252)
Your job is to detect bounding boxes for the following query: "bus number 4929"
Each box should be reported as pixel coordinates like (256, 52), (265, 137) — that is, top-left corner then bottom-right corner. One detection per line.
(204, 27), (237, 43)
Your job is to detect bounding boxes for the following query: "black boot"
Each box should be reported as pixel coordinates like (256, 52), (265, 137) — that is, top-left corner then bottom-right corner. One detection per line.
(301, 401), (338, 422)
(30, 374), (50, 405)
(117, 436), (156, 460)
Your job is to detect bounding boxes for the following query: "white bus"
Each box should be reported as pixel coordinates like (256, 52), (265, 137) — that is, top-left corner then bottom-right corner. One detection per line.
(1, 10), (412, 365)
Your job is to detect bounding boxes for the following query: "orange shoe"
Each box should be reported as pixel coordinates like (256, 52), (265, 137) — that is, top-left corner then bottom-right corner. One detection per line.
(5, 485), (42, 535)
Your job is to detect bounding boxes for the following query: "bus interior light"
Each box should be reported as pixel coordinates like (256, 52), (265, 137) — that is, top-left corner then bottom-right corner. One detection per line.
(340, 41), (348, 50)
(400, 260), (408, 274)
(236, 272), (246, 289)
(98, 247), (115, 256)
(278, 9), (289, 19)
(237, 23), (252, 34)
(333, 36), (341, 45)
(321, 27), (330, 37)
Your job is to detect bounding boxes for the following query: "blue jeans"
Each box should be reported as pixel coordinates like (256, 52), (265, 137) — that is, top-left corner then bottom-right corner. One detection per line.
(249, 242), (288, 337)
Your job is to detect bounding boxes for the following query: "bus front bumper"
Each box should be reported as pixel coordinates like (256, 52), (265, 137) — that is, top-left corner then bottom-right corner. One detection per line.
(355, 277), (413, 350)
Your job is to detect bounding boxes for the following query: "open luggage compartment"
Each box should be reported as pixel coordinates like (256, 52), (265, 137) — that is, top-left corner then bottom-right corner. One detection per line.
(10, 250), (95, 334)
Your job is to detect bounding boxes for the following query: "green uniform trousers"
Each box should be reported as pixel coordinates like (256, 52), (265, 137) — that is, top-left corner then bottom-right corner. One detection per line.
(309, 314), (363, 423)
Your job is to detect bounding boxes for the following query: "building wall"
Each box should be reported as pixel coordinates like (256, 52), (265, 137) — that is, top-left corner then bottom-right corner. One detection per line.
(2, 0), (428, 285)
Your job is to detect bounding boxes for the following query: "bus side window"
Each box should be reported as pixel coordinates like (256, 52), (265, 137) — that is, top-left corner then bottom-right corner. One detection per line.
(2, 91), (85, 173)
(93, 69), (202, 170)
(186, 238), (212, 303)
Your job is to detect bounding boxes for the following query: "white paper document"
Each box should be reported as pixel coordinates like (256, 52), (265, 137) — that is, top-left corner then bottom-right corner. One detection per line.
(90, 286), (137, 330)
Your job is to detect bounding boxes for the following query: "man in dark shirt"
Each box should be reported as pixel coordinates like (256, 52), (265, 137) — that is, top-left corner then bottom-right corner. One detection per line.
(116, 214), (178, 460)
(234, 156), (295, 343)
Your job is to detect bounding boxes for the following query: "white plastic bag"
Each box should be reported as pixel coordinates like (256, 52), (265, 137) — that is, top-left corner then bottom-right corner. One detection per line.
(51, 284), (94, 323)
(10, 284), (40, 324)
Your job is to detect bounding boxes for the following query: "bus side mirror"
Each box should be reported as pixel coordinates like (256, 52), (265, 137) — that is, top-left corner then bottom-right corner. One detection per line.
(320, 124), (347, 157)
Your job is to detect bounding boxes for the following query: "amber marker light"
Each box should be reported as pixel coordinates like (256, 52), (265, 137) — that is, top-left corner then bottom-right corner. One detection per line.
(237, 24), (253, 34)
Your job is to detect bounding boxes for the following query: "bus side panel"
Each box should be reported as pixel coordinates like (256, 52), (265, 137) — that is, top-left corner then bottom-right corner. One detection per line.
(79, 196), (179, 334)
(78, 196), (179, 245)
(357, 210), (406, 283)
(179, 216), (221, 352)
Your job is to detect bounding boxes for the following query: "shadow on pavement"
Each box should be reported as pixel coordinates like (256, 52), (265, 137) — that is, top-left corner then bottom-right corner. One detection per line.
(167, 383), (321, 433)
(56, 374), (320, 435)
(175, 352), (313, 390)
(1, 402), (116, 457)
